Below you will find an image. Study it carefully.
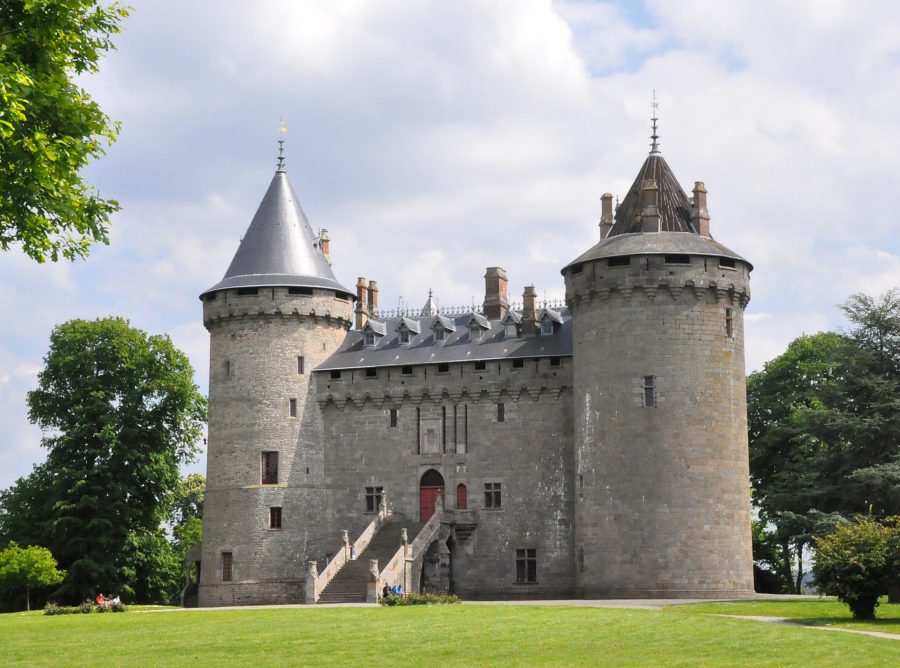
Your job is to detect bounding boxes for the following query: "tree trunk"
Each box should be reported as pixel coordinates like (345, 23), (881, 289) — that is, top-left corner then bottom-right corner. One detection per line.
(794, 541), (804, 594)
(780, 541), (796, 594)
(26, 583), (30, 612)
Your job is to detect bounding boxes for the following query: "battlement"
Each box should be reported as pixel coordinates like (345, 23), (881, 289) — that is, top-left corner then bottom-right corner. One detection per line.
(563, 253), (750, 311)
(202, 286), (354, 330)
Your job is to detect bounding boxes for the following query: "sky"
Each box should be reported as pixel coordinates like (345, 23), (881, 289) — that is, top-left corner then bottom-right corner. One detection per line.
(2, 0), (900, 490)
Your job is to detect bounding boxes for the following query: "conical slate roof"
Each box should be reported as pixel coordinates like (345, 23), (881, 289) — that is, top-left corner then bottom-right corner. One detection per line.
(201, 169), (354, 299)
(606, 153), (694, 236)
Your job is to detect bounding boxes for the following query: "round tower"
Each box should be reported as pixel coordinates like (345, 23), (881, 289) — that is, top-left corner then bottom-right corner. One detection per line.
(562, 141), (754, 598)
(197, 151), (354, 606)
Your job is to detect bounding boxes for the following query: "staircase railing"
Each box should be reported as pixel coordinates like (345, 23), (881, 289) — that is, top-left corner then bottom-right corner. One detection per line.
(306, 498), (391, 603)
(374, 499), (444, 601)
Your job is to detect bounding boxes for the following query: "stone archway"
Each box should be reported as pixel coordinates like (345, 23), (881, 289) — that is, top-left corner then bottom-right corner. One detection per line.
(419, 469), (445, 521)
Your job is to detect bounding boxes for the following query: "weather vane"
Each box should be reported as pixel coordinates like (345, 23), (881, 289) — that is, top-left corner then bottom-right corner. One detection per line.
(276, 117), (288, 171)
(650, 90), (660, 154)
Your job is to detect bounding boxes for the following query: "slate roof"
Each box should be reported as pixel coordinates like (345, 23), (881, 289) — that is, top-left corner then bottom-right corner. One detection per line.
(316, 311), (573, 371)
(606, 153), (694, 236)
(563, 232), (751, 271)
(201, 169), (354, 299)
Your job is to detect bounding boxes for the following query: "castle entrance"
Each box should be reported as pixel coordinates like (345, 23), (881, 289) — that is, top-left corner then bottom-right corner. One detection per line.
(419, 469), (445, 521)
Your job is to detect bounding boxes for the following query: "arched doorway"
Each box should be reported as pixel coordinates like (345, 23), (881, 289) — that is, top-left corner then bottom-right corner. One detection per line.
(456, 483), (467, 510)
(420, 469), (445, 521)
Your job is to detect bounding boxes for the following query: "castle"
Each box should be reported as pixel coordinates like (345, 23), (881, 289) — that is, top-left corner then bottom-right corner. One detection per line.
(194, 127), (755, 605)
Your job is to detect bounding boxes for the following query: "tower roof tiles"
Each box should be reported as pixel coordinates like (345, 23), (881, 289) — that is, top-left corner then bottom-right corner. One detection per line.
(606, 153), (694, 236)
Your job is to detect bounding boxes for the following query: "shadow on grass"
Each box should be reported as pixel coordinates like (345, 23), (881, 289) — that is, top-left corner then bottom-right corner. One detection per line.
(791, 617), (900, 628)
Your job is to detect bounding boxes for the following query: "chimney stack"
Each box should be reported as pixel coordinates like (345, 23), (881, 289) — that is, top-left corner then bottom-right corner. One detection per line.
(599, 192), (614, 238)
(522, 285), (537, 335)
(638, 179), (660, 233)
(483, 267), (509, 319)
(319, 228), (331, 264)
(367, 280), (378, 316)
(355, 277), (368, 330)
(692, 181), (710, 237)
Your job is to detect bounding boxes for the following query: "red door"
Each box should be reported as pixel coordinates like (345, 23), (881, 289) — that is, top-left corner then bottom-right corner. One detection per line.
(420, 486), (443, 520)
(456, 483), (467, 510)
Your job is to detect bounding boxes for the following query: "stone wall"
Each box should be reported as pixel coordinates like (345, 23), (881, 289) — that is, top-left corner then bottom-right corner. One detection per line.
(198, 287), (352, 606)
(316, 356), (576, 598)
(564, 254), (754, 598)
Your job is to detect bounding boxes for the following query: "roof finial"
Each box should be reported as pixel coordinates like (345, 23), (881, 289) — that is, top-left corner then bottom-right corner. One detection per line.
(276, 117), (288, 172)
(650, 90), (661, 154)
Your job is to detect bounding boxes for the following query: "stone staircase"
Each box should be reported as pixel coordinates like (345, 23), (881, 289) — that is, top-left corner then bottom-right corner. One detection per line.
(317, 518), (426, 603)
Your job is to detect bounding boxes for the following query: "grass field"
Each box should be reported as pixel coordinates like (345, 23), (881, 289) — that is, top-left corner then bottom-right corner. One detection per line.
(1, 600), (898, 667)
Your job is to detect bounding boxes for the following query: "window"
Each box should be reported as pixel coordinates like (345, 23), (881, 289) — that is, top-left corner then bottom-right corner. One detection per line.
(504, 323), (518, 338)
(399, 328), (410, 344)
(269, 507), (282, 529)
(236, 287), (258, 296)
(401, 365), (413, 376)
(469, 324), (482, 341)
(364, 330), (376, 347)
(434, 327), (445, 342)
(390, 408), (398, 428)
(497, 403), (505, 423)
(223, 360), (231, 378)
(484, 482), (502, 509)
(516, 548), (537, 583)
(330, 370), (342, 380)
(550, 357), (561, 367)
(474, 361), (486, 371)
(643, 376), (656, 407)
(222, 552), (233, 581)
(725, 308), (734, 338)
(365, 368), (377, 378)
(262, 451), (279, 484)
(664, 254), (690, 265)
(437, 363), (449, 374)
(570, 263), (583, 274)
(540, 320), (553, 336)
(289, 398), (297, 417)
(365, 486), (384, 513)
(288, 286), (313, 295)
(297, 356), (305, 374)
(608, 256), (630, 267)
(204, 292), (217, 302)
(512, 358), (524, 369)
(719, 257), (736, 269)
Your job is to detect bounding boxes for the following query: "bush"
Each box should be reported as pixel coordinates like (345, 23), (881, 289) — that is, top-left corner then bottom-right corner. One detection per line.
(43, 602), (79, 616)
(43, 599), (127, 615)
(380, 593), (460, 606)
(813, 516), (900, 620)
(79, 600), (95, 614)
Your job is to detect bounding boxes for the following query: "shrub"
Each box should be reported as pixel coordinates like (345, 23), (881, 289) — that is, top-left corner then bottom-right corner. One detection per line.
(79, 600), (96, 614)
(380, 593), (460, 606)
(43, 602), (79, 616)
(813, 516), (900, 620)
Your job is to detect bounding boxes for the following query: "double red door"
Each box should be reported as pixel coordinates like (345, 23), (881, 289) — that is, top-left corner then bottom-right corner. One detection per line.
(420, 485), (444, 521)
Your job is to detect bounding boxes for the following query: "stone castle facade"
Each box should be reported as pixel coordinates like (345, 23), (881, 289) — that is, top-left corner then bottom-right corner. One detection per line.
(195, 135), (755, 606)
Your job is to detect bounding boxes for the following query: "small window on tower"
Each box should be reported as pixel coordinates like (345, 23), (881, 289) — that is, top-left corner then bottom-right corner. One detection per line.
(269, 507), (282, 530)
(288, 286), (313, 296)
(365, 486), (384, 513)
(222, 552), (233, 581)
(390, 408), (398, 428)
(719, 257), (736, 269)
(262, 451), (279, 484)
(664, 254), (691, 265)
(643, 376), (656, 407)
(725, 308), (734, 338)
(515, 548), (537, 583)
(223, 360), (231, 378)
(607, 256), (631, 267)
(289, 398), (297, 417)
(297, 356), (305, 374)
(497, 403), (505, 423)
(236, 287), (259, 296)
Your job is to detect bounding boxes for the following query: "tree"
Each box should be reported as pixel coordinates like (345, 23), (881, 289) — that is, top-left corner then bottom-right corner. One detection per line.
(0, 317), (206, 602)
(813, 517), (900, 620)
(0, 543), (65, 611)
(0, 1), (130, 262)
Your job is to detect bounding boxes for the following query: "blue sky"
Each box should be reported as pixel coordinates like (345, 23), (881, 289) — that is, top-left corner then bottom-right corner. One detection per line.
(2, 0), (900, 489)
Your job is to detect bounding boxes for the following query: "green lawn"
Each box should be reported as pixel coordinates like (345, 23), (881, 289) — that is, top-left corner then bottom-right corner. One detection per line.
(679, 598), (900, 634)
(0, 603), (897, 667)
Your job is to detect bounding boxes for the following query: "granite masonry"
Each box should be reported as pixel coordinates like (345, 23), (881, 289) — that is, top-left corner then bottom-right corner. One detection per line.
(195, 136), (755, 606)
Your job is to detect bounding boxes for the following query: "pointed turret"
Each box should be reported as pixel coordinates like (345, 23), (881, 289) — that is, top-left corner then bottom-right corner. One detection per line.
(201, 166), (353, 299)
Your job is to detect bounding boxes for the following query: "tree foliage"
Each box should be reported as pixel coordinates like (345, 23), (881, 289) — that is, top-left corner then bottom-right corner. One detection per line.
(748, 290), (900, 593)
(0, 542), (64, 611)
(812, 517), (900, 620)
(0, 1), (130, 262)
(0, 317), (206, 603)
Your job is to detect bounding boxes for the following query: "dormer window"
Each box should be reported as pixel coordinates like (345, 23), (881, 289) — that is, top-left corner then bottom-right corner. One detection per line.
(364, 330), (376, 346)
(469, 324), (482, 341)
(540, 319), (553, 336)
(396, 317), (420, 346)
(537, 308), (562, 337)
(505, 323), (519, 338)
(434, 326), (445, 342)
(431, 315), (455, 342)
(466, 312), (489, 342)
(399, 327), (410, 344)
(362, 320), (387, 348)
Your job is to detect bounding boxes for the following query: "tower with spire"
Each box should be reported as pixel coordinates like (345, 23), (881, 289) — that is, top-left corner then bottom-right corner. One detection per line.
(561, 104), (754, 598)
(197, 138), (354, 606)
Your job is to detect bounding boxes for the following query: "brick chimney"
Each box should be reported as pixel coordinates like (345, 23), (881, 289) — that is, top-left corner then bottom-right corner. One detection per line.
(692, 181), (710, 237)
(319, 228), (331, 265)
(522, 285), (537, 335)
(355, 277), (368, 330)
(367, 280), (378, 316)
(638, 179), (660, 233)
(483, 267), (509, 319)
(599, 192), (614, 238)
